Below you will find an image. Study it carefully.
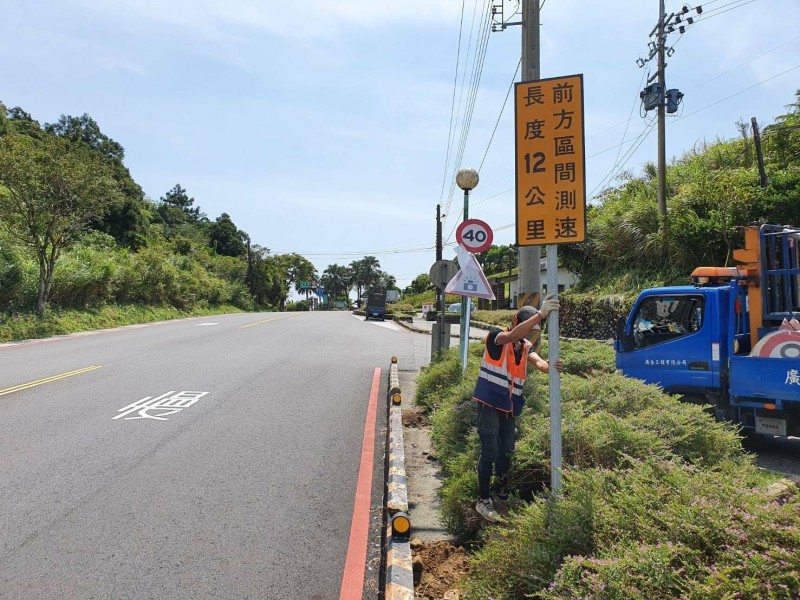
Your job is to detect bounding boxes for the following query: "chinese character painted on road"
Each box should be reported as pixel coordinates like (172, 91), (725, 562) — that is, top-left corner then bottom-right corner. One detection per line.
(786, 369), (800, 385)
(113, 391), (209, 421)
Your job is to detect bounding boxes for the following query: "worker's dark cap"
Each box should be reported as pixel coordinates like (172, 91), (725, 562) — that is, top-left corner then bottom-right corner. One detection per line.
(515, 306), (538, 323)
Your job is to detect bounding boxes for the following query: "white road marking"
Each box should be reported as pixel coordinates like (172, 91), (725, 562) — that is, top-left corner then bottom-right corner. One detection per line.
(113, 391), (209, 421)
(195, 323), (220, 326)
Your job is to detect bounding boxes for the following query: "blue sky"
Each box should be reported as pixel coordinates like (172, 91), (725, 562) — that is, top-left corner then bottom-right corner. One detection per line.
(2, 0), (798, 291)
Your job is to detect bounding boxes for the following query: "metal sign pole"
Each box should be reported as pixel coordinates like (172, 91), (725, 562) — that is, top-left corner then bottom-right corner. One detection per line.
(461, 314), (471, 374)
(546, 244), (562, 495)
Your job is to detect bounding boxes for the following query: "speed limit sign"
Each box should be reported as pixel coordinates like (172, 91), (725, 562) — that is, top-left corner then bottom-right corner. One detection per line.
(456, 219), (493, 253)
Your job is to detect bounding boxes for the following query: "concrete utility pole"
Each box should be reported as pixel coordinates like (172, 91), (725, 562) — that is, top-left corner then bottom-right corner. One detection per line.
(518, 0), (541, 313)
(639, 2), (702, 234)
(657, 0), (668, 235)
(436, 203), (442, 307)
(752, 117), (769, 189)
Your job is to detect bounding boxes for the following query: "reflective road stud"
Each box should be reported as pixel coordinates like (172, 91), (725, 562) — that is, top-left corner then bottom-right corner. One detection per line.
(391, 512), (411, 539)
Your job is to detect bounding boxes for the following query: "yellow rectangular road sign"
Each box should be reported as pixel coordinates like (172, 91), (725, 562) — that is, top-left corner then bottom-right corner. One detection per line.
(515, 74), (586, 245)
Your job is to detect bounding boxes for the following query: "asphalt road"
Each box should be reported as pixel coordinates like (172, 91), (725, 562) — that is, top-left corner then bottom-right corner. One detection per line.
(0, 311), (430, 600)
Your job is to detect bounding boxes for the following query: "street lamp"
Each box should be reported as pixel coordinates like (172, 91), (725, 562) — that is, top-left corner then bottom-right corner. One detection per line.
(456, 168), (479, 373)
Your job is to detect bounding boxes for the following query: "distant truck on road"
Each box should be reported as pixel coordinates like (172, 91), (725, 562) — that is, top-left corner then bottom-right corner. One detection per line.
(386, 289), (400, 304)
(365, 292), (387, 321)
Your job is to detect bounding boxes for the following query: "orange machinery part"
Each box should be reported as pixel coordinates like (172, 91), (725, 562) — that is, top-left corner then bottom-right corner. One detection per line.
(731, 226), (762, 349)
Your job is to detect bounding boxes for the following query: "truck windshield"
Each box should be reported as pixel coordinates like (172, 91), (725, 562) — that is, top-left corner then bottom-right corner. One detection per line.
(632, 295), (704, 349)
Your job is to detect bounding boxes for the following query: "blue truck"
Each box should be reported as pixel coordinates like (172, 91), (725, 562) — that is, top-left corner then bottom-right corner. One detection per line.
(365, 291), (387, 321)
(615, 224), (800, 437)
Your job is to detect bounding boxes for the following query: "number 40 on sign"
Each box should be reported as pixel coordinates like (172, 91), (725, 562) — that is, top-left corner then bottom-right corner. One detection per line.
(456, 219), (493, 254)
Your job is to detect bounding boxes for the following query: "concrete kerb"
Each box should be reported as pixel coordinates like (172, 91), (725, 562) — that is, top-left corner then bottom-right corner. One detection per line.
(395, 315), (492, 340)
(384, 358), (414, 600)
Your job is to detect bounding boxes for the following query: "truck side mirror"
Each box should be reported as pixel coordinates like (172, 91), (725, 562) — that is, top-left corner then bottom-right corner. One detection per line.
(614, 316), (634, 351)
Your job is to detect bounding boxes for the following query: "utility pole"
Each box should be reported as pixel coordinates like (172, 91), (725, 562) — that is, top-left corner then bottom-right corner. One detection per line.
(752, 117), (769, 189)
(436, 204), (442, 309)
(638, 3), (701, 237)
(518, 0), (541, 313)
(657, 0), (667, 235)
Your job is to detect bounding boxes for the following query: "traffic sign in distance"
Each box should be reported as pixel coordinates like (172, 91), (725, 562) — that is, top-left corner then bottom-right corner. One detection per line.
(429, 260), (458, 288)
(456, 219), (494, 253)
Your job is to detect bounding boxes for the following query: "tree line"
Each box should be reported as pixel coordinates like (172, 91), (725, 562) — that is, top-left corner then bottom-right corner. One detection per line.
(0, 103), (397, 318)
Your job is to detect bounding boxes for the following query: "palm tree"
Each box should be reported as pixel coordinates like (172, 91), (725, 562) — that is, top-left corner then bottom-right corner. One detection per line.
(360, 256), (381, 293)
(349, 260), (365, 304)
(321, 264), (352, 304)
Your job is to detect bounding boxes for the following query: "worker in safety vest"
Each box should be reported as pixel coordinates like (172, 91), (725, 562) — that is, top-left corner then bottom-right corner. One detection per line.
(473, 295), (562, 523)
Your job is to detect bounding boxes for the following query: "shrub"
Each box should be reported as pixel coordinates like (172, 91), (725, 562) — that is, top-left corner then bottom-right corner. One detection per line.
(415, 346), (467, 412)
(49, 242), (123, 307)
(433, 340), (748, 542)
(0, 239), (24, 309)
(465, 458), (799, 600)
(285, 300), (310, 311)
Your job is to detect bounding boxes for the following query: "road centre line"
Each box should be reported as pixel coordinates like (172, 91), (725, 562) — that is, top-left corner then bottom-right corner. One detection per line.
(239, 314), (297, 329)
(0, 365), (103, 397)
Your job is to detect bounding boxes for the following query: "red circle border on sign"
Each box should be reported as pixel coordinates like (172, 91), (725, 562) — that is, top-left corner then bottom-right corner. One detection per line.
(456, 219), (494, 253)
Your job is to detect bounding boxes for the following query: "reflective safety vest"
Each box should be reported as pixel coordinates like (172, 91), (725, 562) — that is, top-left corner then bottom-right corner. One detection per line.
(472, 329), (531, 416)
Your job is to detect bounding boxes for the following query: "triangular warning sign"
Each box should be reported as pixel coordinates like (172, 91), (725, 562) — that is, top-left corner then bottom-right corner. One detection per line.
(444, 246), (496, 300)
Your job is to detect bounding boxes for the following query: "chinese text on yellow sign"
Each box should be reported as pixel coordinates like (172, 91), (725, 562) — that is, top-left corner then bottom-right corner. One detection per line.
(515, 74), (586, 245)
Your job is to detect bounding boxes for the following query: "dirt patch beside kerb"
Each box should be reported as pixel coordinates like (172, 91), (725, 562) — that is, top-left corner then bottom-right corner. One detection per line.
(411, 539), (469, 599)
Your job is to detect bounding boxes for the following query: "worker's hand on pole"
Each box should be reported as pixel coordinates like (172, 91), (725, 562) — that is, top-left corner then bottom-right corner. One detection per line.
(539, 293), (560, 318)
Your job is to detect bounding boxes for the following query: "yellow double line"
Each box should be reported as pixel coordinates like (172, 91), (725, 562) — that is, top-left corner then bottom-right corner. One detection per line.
(0, 365), (103, 397)
(239, 314), (297, 329)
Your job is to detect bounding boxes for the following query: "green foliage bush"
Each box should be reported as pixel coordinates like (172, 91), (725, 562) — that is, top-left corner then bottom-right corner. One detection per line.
(49, 238), (123, 307)
(0, 303), (244, 342)
(285, 300), (310, 311)
(429, 338), (748, 545)
(387, 303), (414, 315)
(421, 332), (798, 599)
(0, 238), (24, 309)
(415, 346), (467, 412)
(559, 292), (633, 340)
(465, 459), (799, 599)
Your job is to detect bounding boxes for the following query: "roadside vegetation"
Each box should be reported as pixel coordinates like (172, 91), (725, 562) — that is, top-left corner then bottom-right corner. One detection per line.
(417, 340), (800, 599)
(412, 91), (800, 599)
(0, 102), (401, 342)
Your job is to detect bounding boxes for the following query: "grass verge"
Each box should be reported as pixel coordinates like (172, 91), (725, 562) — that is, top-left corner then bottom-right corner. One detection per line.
(0, 304), (247, 343)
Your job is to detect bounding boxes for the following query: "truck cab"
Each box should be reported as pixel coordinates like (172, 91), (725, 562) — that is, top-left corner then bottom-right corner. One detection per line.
(615, 285), (728, 399)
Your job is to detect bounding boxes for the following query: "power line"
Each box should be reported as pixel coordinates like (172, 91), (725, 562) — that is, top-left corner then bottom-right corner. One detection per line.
(686, 34), (800, 92)
(669, 63), (800, 125)
(478, 58), (521, 172)
(439, 0), (467, 205)
(587, 120), (658, 201)
(696, 0), (758, 22)
(442, 0), (493, 235)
